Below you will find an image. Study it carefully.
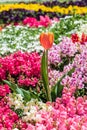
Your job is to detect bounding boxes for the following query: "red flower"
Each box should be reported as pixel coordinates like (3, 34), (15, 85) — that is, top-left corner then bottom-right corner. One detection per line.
(71, 33), (79, 43)
(14, 22), (19, 26)
(71, 33), (87, 44)
(80, 33), (87, 44)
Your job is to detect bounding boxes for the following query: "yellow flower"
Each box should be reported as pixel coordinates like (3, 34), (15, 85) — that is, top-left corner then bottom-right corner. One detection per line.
(0, 3), (87, 15)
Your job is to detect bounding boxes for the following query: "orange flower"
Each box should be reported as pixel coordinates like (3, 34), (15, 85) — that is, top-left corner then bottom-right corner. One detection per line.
(0, 26), (2, 31)
(40, 32), (54, 50)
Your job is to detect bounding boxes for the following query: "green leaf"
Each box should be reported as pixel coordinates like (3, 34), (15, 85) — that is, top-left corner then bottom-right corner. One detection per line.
(3, 80), (24, 98)
(67, 68), (75, 76)
(20, 88), (31, 102)
(51, 68), (75, 101)
(3, 80), (39, 102)
(51, 76), (64, 101)
(15, 108), (23, 118)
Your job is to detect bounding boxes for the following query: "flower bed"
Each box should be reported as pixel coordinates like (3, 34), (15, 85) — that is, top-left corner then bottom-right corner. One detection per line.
(0, 29), (86, 130)
(0, 0), (82, 4)
(0, 3), (87, 15)
(0, 15), (87, 55)
(0, 6), (87, 129)
(0, 2), (87, 21)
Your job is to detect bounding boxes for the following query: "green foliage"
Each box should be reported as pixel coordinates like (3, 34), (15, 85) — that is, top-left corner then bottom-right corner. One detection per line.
(3, 80), (40, 102)
(75, 88), (87, 98)
(49, 15), (87, 44)
(15, 108), (24, 118)
(11, 105), (24, 118)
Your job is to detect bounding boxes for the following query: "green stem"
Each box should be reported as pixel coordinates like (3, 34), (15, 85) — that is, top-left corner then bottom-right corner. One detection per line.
(45, 50), (51, 101)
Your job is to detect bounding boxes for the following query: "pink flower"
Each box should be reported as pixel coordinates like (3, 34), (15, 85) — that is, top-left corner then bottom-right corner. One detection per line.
(36, 123), (46, 130)
(26, 124), (35, 130)
(23, 15), (52, 27)
(39, 15), (51, 27)
(0, 51), (41, 87)
(0, 84), (10, 97)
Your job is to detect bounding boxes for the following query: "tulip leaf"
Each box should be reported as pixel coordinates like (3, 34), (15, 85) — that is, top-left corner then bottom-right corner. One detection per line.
(3, 80), (39, 102)
(3, 80), (24, 95)
(20, 88), (32, 102)
(51, 76), (64, 101)
(67, 67), (75, 76)
(51, 68), (75, 101)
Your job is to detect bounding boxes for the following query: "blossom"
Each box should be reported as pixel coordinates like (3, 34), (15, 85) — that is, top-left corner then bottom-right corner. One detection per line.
(0, 3), (87, 15)
(7, 92), (87, 129)
(71, 33), (87, 44)
(0, 51), (41, 87)
(40, 32), (54, 50)
(23, 15), (52, 27)
(23, 17), (38, 27)
(0, 26), (2, 31)
(71, 33), (79, 43)
(0, 84), (10, 97)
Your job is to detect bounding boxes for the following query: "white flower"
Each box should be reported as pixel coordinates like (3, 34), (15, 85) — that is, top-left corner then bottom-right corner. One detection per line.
(12, 128), (19, 130)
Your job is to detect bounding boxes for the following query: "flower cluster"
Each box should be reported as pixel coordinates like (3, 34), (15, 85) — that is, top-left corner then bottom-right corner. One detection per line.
(8, 90), (87, 130)
(59, 37), (77, 57)
(49, 37), (76, 65)
(0, 16), (86, 55)
(0, 51), (41, 87)
(0, 84), (10, 97)
(48, 36), (87, 91)
(71, 33), (87, 44)
(72, 49), (87, 88)
(48, 37), (77, 85)
(0, 3), (87, 15)
(61, 44), (87, 90)
(8, 93), (52, 123)
(0, 97), (27, 129)
(23, 15), (52, 27)
(0, 25), (45, 55)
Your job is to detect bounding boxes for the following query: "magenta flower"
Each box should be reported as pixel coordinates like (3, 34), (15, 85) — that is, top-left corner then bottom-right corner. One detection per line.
(0, 51), (41, 87)
(23, 15), (52, 27)
(0, 84), (10, 97)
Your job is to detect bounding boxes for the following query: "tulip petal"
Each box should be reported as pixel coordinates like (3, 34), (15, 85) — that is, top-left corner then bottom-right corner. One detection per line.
(40, 32), (54, 50)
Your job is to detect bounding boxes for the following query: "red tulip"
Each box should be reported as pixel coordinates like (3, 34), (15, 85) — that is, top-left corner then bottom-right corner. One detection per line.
(40, 32), (54, 50)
